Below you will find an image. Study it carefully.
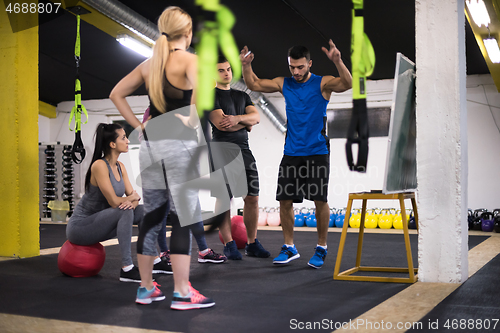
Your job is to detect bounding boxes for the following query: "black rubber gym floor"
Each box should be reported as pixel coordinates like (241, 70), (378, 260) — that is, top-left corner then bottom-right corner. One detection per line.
(407, 252), (500, 333)
(0, 225), (491, 333)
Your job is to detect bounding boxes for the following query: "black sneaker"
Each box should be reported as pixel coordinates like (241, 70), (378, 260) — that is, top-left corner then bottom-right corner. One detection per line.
(153, 259), (173, 274)
(245, 238), (271, 258)
(120, 266), (142, 283)
(198, 248), (227, 263)
(223, 240), (242, 260)
(160, 251), (171, 265)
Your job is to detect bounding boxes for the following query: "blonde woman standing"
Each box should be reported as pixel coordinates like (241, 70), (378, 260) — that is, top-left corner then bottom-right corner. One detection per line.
(110, 6), (214, 309)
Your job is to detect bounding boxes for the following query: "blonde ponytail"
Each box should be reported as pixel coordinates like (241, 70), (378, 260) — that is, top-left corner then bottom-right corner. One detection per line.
(148, 35), (169, 113)
(148, 6), (192, 113)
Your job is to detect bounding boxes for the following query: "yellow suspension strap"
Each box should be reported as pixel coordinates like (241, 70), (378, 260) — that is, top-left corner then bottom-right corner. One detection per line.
(191, 0), (241, 232)
(68, 14), (88, 164)
(346, 0), (375, 172)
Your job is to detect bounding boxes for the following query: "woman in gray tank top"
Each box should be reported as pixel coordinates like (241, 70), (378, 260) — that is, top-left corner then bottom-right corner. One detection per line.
(66, 123), (169, 282)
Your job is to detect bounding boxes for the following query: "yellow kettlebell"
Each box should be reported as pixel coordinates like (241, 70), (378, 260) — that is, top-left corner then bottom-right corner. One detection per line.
(349, 208), (361, 228)
(378, 209), (393, 229)
(393, 209), (403, 229)
(365, 208), (378, 229)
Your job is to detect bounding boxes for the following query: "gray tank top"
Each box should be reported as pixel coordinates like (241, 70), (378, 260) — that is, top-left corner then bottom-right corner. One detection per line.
(69, 159), (125, 222)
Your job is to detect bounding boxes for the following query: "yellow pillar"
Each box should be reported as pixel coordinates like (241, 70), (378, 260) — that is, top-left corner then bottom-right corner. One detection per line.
(0, 3), (40, 257)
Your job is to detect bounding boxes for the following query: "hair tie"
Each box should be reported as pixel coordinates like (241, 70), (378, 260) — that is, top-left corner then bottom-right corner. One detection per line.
(162, 32), (170, 39)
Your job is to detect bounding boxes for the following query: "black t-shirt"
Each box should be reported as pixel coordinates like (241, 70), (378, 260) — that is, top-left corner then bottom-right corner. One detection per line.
(210, 88), (253, 149)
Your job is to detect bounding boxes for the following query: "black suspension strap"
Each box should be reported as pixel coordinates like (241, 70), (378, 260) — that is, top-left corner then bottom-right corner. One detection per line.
(346, 0), (375, 172)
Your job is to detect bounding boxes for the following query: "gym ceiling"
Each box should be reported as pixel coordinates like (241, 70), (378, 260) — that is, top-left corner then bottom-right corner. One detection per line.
(39, 0), (491, 107)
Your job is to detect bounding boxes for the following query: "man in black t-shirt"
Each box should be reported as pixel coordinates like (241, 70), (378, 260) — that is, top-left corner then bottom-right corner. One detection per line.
(208, 59), (270, 260)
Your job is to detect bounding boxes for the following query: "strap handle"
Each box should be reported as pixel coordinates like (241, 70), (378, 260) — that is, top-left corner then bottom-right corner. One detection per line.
(71, 131), (86, 164)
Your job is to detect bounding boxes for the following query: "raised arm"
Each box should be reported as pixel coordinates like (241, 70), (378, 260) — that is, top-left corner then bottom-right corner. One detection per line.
(109, 61), (148, 130)
(321, 39), (352, 98)
(240, 46), (283, 93)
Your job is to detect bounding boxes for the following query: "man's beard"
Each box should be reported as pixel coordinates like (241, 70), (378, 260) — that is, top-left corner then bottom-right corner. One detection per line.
(294, 68), (310, 83)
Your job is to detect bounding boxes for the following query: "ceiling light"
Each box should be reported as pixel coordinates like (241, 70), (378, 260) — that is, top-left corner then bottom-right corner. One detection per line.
(466, 0), (490, 27)
(117, 35), (152, 58)
(483, 38), (500, 63)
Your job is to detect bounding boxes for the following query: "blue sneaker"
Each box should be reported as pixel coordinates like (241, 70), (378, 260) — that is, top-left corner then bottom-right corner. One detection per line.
(308, 246), (327, 269)
(245, 238), (271, 258)
(136, 282), (165, 304)
(223, 240), (242, 260)
(273, 245), (300, 264)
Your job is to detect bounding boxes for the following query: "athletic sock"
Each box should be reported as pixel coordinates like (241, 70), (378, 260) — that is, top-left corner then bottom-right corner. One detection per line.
(122, 264), (134, 272)
(285, 244), (295, 248)
(154, 257), (161, 265)
(199, 248), (210, 255)
(317, 244), (327, 250)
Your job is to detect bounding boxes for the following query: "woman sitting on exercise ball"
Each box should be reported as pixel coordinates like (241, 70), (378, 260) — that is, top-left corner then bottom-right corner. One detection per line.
(66, 123), (170, 282)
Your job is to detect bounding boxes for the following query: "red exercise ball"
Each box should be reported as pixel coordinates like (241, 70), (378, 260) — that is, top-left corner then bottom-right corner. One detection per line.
(219, 215), (248, 249)
(58, 240), (106, 277)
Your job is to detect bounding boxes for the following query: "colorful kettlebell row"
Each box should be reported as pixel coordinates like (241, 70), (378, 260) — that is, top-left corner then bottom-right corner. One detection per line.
(468, 208), (500, 232)
(348, 208), (416, 230)
(257, 207), (281, 226)
(293, 207), (417, 229)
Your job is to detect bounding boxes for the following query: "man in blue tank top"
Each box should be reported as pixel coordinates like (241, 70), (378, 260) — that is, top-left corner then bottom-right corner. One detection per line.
(241, 40), (352, 268)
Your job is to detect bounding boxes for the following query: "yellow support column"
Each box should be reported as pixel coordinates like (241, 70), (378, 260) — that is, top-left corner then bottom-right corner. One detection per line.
(0, 4), (40, 257)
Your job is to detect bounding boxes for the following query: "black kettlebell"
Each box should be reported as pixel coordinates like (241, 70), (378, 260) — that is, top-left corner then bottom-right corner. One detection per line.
(408, 216), (417, 229)
(494, 210), (500, 233)
(468, 209), (474, 230)
(473, 209), (487, 231)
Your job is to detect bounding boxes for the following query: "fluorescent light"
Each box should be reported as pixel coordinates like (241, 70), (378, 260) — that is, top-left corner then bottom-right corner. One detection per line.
(483, 38), (500, 63)
(466, 0), (490, 27)
(117, 35), (152, 58)
(121, 24), (156, 45)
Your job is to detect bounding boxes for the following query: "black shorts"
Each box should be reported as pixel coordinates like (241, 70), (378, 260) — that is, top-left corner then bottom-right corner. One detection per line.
(242, 149), (259, 197)
(276, 154), (329, 203)
(210, 144), (259, 198)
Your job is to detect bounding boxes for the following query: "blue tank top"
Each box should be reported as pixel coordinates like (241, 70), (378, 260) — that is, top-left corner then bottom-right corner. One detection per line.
(69, 159), (125, 221)
(282, 73), (329, 156)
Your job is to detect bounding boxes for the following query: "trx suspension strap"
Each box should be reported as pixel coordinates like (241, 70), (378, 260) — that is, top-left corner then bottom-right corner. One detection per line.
(192, 0), (241, 232)
(346, 0), (375, 172)
(195, 0), (241, 119)
(68, 14), (88, 164)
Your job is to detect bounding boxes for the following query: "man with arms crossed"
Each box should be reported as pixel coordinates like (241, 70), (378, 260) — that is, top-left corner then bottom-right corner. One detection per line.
(209, 58), (271, 260)
(240, 40), (352, 268)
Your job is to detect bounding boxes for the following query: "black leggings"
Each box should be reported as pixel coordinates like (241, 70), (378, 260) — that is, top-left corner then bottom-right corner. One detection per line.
(137, 188), (192, 256)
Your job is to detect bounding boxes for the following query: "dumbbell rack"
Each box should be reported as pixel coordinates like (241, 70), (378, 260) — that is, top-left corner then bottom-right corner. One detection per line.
(42, 145), (57, 218)
(39, 143), (82, 222)
(61, 145), (75, 214)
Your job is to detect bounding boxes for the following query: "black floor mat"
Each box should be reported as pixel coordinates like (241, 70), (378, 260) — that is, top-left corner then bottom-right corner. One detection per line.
(407, 253), (500, 333)
(2, 227), (490, 333)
